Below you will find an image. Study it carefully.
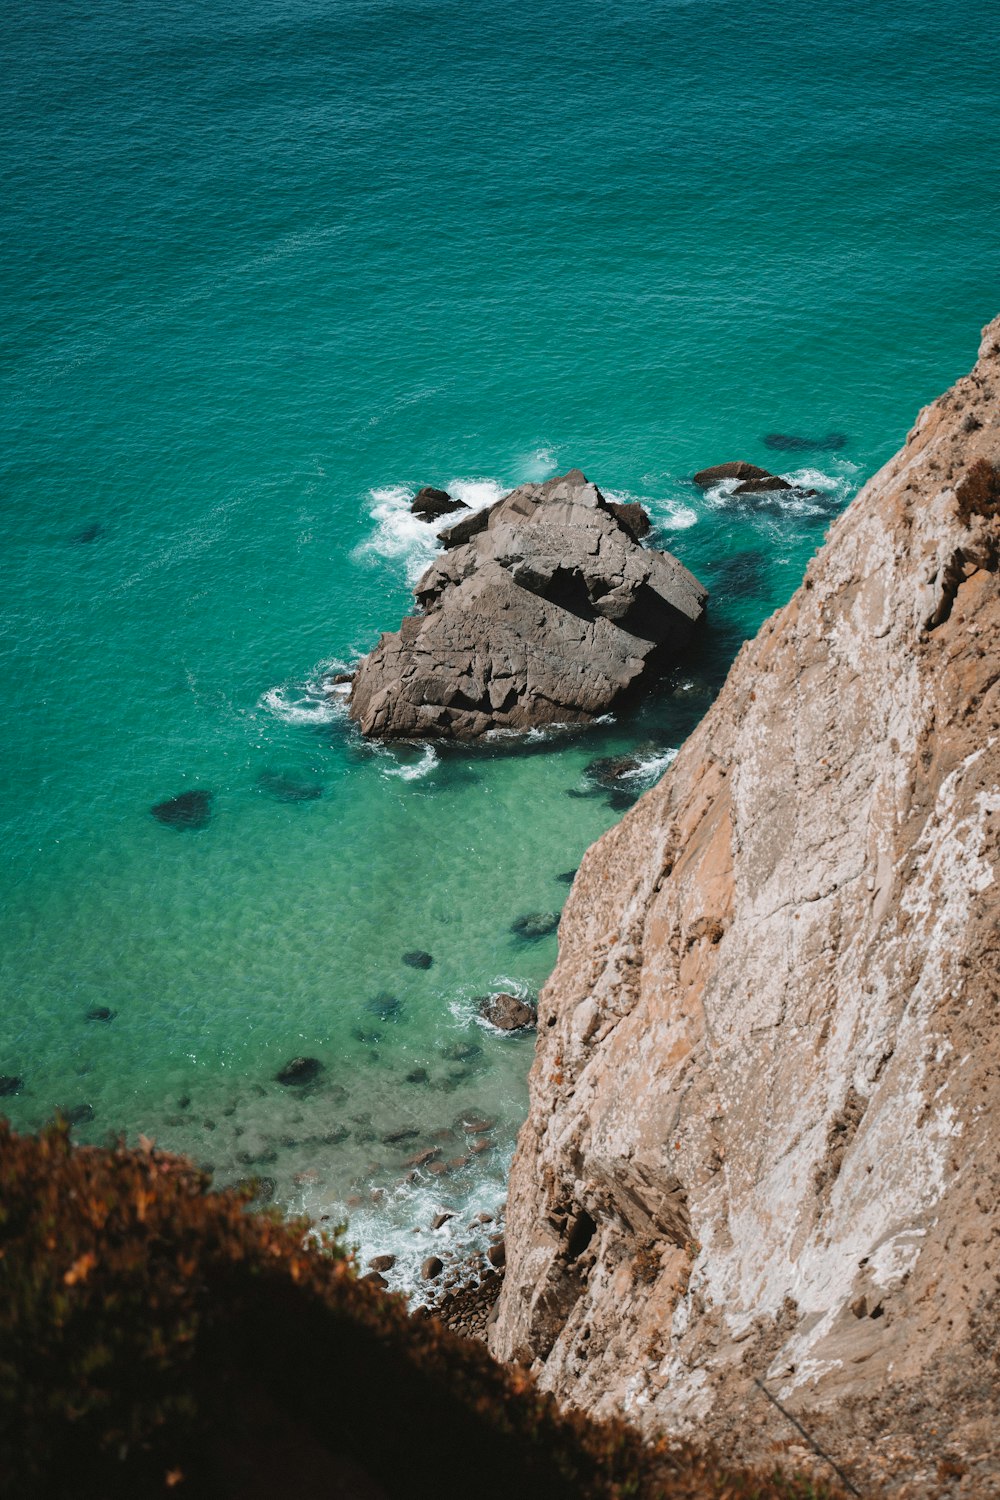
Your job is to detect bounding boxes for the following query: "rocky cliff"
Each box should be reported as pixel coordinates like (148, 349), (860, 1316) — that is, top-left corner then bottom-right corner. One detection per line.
(491, 319), (1000, 1495)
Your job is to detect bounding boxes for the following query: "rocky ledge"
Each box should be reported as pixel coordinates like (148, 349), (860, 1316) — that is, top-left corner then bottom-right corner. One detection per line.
(347, 470), (707, 740)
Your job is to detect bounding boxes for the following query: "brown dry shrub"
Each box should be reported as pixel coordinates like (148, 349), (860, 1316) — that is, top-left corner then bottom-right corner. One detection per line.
(955, 458), (1000, 525)
(0, 1121), (844, 1499)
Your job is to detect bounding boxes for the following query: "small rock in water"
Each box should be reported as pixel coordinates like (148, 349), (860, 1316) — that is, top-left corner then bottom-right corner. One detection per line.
(59, 1103), (95, 1126)
(584, 754), (643, 789)
(403, 1147), (441, 1167)
(556, 868), (578, 884)
(84, 1006), (116, 1023)
(447, 1156), (470, 1170)
(0, 1075), (24, 1097)
(486, 1240), (506, 1269)
(478, 993), (536, 1031)
(461, 1117), (495, 1134)
(382, 1126), (419, 1145)
(367, 991), (403, 1021)
(402, 950), (433, 970)
(360, 1271), (388, 1289)
(369, 1253), (396, 1272)
(421, 1255), (444, 1280)
(274, 1056), (323, 1087)
(607, 788), (641, 812)
(510, 911), (559, 940)
(411, 486), (468, 521)
(427, 1160), (449, 1177)
(256, 769), (324, 803)
(475, 1211), (494, 1224)
(240, 1174), (276, 1203)
(151, 789), (213, 831)
(731, 474), (792, 496)
(469, 1138), (493, 1155)
(405, 1067), (429, 1084)
(431, 1212), (454, 1230)
(236, 1134), (277, 1165)
(692, 461), (771, 487)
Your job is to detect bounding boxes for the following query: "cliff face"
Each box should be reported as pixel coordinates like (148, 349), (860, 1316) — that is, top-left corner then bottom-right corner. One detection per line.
(491, 319), (1000, 1485)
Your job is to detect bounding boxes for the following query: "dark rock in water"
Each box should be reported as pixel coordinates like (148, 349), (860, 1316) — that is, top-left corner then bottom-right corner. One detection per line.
(421, 1255), (444, 1280)
(329, 671), (354, 685)
(565, 785), (602, 799)
(556, 868), (578, 884)
(764, 431), (847, 452)
(731, 475), (792, 496)
(712, 549), (769, 599)
(693, 461), (771, 487)
(478, 993), (537, 1031)
(382, 1127), (420, 1145)
(585, 754), (643, 789)
(486, 1240), (506, 1269)
(0, 1075), (24, 1097)
(349, 470), (707, 740)
(360, 1270), (388, 1290)
(72, 522), (104, 544)
(411, 486), (468, 521)
(59, 1103), (95, 1126)
(431, 1212), (454, 1230)
(236, 1134), (277, 1166)
(405, 1067), (429, 1084)
(85, 1006), (116, 1023)
(256, 770), (324, 803)
(369, 1253), (396, 1272)
(402, 950), (433, 970)
(607, 500), (651, 541)
(274, 1056), (323, 1087)
(319, 1126), (349, 1145)
(443, 1041), (481, 1063)
(151, 789), (213, 831)
(510, 911), (559, 940)
(367, 992), (403, 1022)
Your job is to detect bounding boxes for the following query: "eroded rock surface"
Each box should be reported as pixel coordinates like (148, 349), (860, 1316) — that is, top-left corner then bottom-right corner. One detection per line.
(347, 471), (706, 740)
(490, 318), (1000, 1496)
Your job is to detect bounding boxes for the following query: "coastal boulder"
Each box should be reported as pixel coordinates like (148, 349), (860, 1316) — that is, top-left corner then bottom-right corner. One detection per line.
(411, 486), (468, 521)
(691, 461), (771, 487)
(347, 471), (707, 740)
(478, 993), (537, 1031)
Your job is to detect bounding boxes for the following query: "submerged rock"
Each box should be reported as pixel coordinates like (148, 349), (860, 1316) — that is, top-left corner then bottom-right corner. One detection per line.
(84, 1007), (116, 1023)
(556, 868), (578, 884)
(71, 522), (103, 544)
(368, 1253), (396, 1272)
(411, 486), (468, 521)
(256, 770), (324, 803)
(367, 991), (403, 1021)
(764, 430), (847, 451)
(347, 470), (706, 740)
(150, 789), (213, 831)
(510, 911), (559, 940)
(0, 1075), (23, 1097)
(478, 993), (537, 1031)
(274, 1056), (323, 1087)
(421, 1255), (444, 1280)
(584, 754), (644, 789)
(402, 950), (433, 970)
(692, 461), (771, 487)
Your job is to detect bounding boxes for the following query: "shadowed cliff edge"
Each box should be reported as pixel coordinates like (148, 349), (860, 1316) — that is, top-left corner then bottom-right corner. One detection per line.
(489, 316), (1000, 1499)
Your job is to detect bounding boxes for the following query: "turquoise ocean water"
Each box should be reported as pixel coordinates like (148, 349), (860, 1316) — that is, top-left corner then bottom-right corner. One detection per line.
(3, 0), (998, 1285)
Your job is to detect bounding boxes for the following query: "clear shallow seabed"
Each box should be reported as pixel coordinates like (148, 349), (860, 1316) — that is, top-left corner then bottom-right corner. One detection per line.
(2, 0), (998, 1286)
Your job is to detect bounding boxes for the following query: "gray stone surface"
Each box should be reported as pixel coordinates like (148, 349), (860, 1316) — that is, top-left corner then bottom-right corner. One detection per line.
(347, 471), (707, 740)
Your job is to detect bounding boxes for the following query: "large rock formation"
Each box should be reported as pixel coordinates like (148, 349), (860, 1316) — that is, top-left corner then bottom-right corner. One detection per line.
(491, 319), (1000, 1493)
(347, 471), (706, 740)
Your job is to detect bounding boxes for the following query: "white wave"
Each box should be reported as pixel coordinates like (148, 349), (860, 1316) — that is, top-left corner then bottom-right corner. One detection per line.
(353, 477), (506, 585)
(378, 744), (440, 781)
(604, 487), (699, 532)
(619, 747), (678, 784)
(519, 447), (559, 482)
(259, 660), (351, 726)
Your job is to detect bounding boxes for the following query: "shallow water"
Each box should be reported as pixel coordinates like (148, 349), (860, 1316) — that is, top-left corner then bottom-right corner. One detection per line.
(2, 0), (998, 1283)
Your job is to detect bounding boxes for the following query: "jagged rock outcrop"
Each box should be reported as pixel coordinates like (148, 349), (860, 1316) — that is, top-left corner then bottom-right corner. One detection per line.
(491, 319), (1000, 1494)
(347, 471), (706, 740)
